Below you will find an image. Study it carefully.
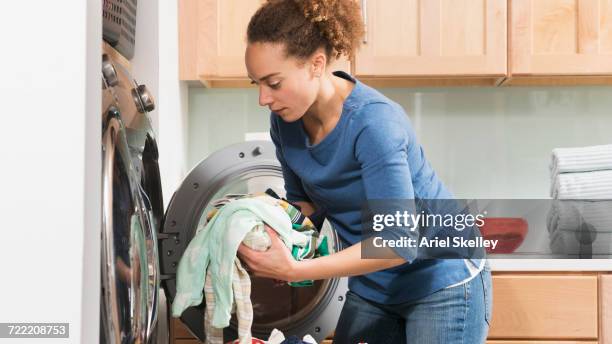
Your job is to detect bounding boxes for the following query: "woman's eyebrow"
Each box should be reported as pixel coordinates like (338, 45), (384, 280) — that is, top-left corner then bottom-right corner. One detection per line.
(249, 72), (281, 83)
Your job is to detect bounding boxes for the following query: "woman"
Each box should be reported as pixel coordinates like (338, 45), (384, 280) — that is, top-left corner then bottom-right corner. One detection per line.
(237, 1), (492, 343)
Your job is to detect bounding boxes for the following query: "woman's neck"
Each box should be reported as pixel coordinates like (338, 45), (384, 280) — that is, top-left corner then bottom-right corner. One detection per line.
(302, 73), (353, 144)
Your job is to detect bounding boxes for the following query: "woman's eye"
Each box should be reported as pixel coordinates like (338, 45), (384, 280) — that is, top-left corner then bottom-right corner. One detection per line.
(269, 82), (281, 90)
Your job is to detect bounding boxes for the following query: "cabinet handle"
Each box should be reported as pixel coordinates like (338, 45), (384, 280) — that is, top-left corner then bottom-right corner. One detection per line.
(361, 0), (367, 44)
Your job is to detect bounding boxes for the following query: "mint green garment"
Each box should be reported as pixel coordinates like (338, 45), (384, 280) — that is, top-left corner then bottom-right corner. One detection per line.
(171, 197), (310, 328)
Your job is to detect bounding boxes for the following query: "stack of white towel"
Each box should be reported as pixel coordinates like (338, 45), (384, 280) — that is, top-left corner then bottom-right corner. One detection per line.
(549, 144), (612, 199)
(547, 144), (612, 255)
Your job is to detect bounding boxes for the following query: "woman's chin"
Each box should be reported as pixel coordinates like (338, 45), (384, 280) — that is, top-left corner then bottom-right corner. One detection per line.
(277, 112), (301, 123)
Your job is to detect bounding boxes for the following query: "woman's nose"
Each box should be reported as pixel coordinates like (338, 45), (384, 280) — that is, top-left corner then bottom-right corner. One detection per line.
(258, 86), (273, 107)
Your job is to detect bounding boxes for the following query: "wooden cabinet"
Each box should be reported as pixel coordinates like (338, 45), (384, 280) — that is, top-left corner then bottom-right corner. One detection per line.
(602, 274), (612, 344)
(179, 0), (264, 85)
(354, 0), (507, 81)
(179, 0), (349, 87)
(178, 1), (612, 87)
(488, 274), (599, 340)
(509, 0), (612, 77)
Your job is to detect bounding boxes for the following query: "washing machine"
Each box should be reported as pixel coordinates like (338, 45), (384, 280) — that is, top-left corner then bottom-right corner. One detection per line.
(100, 52), (348, 344)
(160, 141), (349, 343)
(101, 52), (167, 344)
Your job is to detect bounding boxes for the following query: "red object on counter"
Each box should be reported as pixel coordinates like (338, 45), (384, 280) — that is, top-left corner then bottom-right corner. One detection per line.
(226, 339), (266, 344)
(480, 217), (528, 254)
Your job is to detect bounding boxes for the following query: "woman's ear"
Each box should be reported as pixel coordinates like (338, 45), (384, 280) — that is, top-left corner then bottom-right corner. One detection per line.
(310, 50), (327, 78)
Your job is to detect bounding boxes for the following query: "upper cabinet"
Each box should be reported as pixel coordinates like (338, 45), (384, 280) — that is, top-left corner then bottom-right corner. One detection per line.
(510, 0), (612, 76)
(354, 0), (507, 78)
(179, 0), (349, 87)
(178, 0), (612, 87)
(179, 0), (264, 86)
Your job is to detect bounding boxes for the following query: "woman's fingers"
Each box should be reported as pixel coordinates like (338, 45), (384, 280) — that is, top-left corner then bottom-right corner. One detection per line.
(237, 243), (258, 271)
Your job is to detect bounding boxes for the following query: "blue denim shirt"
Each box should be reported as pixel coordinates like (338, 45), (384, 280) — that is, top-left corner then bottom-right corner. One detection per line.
(270, 71), (478, 304)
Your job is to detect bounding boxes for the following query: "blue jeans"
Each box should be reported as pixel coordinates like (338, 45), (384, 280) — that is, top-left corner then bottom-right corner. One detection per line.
(333, 266), (493, 344)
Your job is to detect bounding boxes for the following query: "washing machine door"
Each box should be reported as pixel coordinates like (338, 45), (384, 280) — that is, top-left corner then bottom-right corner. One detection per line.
(102, 52), (164, 343)
(101, 106), (150, 344)
(160, 141), (348, 343)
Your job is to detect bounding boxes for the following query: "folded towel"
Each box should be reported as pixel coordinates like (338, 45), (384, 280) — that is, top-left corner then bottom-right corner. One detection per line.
(550, 170), (612, 199)
(549, 229), (612, 255)
(546, 200), (612, 233)
(550, 144), (612, 176)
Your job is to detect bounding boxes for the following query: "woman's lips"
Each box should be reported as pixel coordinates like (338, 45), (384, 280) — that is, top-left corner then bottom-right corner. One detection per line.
(272, 107), (286, 113)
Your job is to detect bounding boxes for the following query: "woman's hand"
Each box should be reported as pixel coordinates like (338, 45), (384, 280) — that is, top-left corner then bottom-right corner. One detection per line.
(237, 225), (300, 282)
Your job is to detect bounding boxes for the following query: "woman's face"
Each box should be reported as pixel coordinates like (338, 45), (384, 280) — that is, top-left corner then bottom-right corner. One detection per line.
(245, 42), (320, 122)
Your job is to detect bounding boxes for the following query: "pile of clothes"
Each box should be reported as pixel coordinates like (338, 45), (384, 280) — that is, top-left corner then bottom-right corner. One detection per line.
(226, 328), (317, 344)
(547, 144), (612, 255)
(172, 189), (328, 344)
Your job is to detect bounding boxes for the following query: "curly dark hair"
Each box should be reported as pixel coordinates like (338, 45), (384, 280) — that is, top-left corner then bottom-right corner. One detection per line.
(247, 0), (365, 61)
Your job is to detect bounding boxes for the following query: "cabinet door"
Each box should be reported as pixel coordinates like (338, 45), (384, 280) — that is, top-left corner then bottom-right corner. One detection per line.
(602, 274), (612, 344)
(179, 0), (264, 80)
(179, 0), (350, 85)
(489, 274), (599, 340)
(354, 0), (507, 77)
(511, 0), (612, 75)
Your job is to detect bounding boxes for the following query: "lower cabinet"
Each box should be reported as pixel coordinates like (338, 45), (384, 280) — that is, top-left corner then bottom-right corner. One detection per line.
(489, 274), (599, 340)
(170, 272), (612, 343)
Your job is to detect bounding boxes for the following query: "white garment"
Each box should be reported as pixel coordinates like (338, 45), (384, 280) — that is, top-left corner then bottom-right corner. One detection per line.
(550, 230), (612, 255)
(551, 170), (612, 199)
(267, 328), (317, 344)
(550, 144), (612, 176)
(546, 200), (612, 233)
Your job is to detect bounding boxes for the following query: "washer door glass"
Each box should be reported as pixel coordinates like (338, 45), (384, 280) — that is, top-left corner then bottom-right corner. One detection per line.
(101, 111), (149, 344)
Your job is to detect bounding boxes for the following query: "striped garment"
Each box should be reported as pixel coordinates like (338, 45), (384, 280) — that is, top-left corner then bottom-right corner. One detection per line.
(204, 258), (253, 344)
(550, 170), (612, 199)
(206, 192), (330, 287)
(546, 200), (612, 233)
(550, 144), (612, 176)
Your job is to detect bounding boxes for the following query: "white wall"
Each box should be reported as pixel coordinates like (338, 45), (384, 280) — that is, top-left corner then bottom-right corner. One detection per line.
(132, 0), (189, 207)
(132, 0), (160, 132)
(0, 1), (101, 343)
(157, 0), (190, 207)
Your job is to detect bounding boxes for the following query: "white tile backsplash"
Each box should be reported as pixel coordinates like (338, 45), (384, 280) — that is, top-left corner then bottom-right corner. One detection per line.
(188, 85), (612, 199)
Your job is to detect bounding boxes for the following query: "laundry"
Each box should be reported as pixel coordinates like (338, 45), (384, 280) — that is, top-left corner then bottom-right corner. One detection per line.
(240, 220), (329, 288)
(546, 200), (612, 233)
(550, 144), (612, 176)
(267, 328), (317, 344)
(549, 229), (612, 255)
(547, 145), (612, 256)
(205, 259), (253, 344)
(172, 196), (311, 326)
(550, 170), (612, 199)
(206, 191), (330, 287)
(225, 338), (266, 344)
(172, 194), (330, 344)
(549, 144), (612, 199)
(206, 189), (321, 230)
